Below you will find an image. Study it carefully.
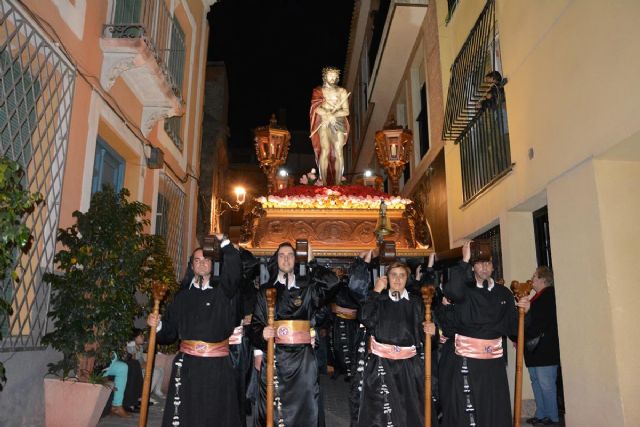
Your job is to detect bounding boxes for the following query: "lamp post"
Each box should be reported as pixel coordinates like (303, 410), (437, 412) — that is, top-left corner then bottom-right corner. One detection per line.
(211, 186), (247, 234)
(254, 114), (291, 194)
(374, 118), (413, 196)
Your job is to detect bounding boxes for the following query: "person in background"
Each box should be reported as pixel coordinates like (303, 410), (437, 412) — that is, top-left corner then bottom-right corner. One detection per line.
(126, 329), (164, 403)
(524, 266), (561, 426)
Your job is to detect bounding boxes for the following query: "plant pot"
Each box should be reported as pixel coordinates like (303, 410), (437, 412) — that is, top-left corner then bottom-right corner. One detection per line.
(155, 352), (176, 395)
(44, 378), (111, 427)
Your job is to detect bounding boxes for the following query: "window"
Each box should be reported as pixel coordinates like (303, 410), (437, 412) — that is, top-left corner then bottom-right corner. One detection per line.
(113, 0), (141, 25)
(164, 116), (183, 151)
(155, 193), (169, 240)
(0, 51), (40, 168)
(91, 138), (125, 194)
(168, 16), (185, 93)
(156, 173), (185, 280)
(416, 83), (430, 158)
(533, 206), (553, 270)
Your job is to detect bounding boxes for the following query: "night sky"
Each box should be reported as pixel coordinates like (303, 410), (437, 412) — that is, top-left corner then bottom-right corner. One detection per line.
(208, 0), (355, 160)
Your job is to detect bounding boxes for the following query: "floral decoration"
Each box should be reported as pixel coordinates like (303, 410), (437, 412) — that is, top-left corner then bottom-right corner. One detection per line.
(257, 185), (412, 210)
(299, 168), (323, 186)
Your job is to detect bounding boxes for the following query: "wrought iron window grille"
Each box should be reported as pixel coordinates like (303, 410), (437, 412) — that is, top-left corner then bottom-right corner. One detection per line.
(441, 0), (513, 203)
(156, 173), (185, 281)
(442, 0), (500, 142)
(1, 0), (76, 351)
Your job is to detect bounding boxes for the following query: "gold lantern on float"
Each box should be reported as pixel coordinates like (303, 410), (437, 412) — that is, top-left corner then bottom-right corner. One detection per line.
(374, 118), (413, 196)
(254, 114), (291, 194)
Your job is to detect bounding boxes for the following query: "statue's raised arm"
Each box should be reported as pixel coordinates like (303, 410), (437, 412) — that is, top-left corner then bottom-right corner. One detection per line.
(309, 67), (350, 186)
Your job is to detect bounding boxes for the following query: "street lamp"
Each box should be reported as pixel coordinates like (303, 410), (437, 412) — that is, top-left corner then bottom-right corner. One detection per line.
(254, 114), (291, 194)
(374, 118), (413, 196)
(211, 185), (247, 234)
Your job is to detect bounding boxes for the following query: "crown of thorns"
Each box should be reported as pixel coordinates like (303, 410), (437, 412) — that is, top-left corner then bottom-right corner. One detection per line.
(322, 67), (341, 77)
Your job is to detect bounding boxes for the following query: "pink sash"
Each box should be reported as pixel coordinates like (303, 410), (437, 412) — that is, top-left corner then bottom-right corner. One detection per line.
(274, 320), (312, 345)
(454, 334), (503, 359)
(180, 340), (230, 358)
(370, 336), (417, 360)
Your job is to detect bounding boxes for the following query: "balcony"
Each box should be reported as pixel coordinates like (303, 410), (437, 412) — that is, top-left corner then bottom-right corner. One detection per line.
(354, 0), (428, 171)
(100, 0), (185, 136)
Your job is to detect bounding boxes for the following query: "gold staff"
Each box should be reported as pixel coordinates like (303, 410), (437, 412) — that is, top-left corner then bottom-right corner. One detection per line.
(139, 281), (168, 427)
(421, 286), (436, 427)
(265, 287), (277, 426)
(510, 280), (533, 427)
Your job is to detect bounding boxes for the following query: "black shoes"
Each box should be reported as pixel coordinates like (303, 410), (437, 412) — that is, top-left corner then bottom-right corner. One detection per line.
(526, 417), (542, 425)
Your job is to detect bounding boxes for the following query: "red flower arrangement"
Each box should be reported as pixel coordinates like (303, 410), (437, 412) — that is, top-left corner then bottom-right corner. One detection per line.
(274, 185), (390, 199)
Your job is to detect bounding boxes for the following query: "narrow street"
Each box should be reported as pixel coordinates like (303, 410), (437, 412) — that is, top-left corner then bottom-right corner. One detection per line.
(96, 373), (542, 427)
(97, 374), (351, 427)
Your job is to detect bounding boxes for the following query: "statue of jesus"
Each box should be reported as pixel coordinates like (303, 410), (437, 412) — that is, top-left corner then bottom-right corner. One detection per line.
(309, 67), (350, 186)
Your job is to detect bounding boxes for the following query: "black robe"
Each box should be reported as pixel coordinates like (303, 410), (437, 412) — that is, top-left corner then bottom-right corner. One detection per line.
(442, 261), (518, 427)
(157, 245), (243, 427)
(342, 259), (369, 427)
(329, 279), (361, 380)
(249, 262), (339, 427)
(523, 286), (560, 367)
(230, 248), (260, 426)
(357, 289), (426, 427)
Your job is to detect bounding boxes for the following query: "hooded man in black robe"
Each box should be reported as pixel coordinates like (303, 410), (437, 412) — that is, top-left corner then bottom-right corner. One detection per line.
(356, 260), (435, 427)
(441, 241), (530, 427)
(249, 242), (340, 427)
(147, 235), (243, 427)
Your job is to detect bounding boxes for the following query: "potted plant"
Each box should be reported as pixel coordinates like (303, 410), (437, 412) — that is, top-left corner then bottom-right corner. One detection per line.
(139, 235), (179, 395)
(0, 157), (42, 391)
(42, 186), (152, 426)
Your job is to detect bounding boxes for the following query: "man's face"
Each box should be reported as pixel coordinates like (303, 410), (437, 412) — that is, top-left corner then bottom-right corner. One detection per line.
(192, 249), (212, 277)
(277, 246), (295, 274)
(473, 261), (494, 282)
(388, 267), (408, 292)
(324, 70), (339, 85)
(531, 271), (546, 292)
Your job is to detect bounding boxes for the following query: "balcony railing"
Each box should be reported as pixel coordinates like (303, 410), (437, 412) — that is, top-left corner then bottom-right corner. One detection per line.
(442, 0), (496, 142)
(104, 0), (185, 97)
(459, 98), (512, 204)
